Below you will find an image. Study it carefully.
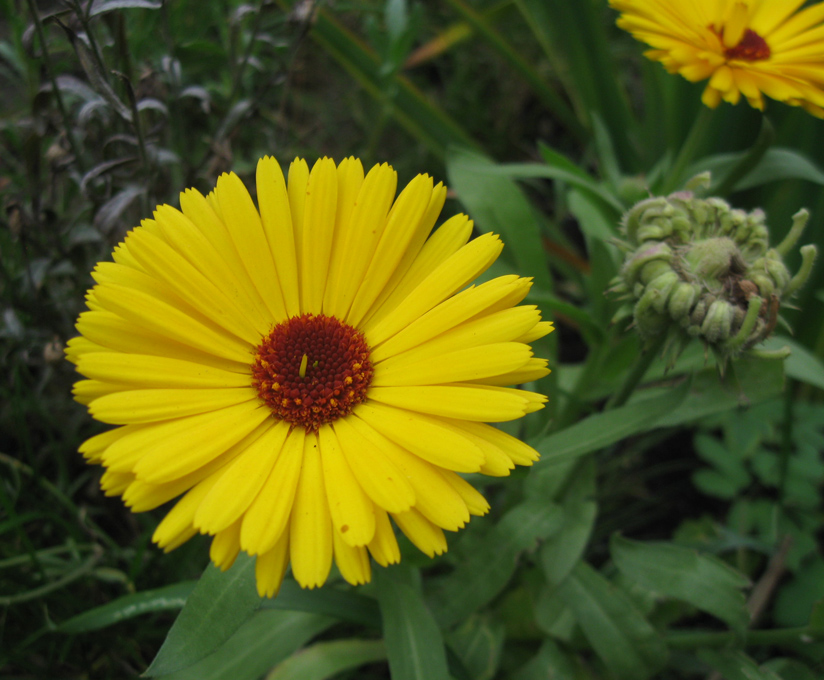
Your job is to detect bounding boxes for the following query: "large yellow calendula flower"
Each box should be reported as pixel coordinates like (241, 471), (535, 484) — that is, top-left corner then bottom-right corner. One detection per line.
(67, 157), (553, 597)
(610, 0), (824, 117)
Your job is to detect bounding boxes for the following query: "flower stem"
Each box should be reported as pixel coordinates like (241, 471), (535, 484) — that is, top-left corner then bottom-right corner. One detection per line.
(663, 106), (714, 193)
(606, 333), (667, 410)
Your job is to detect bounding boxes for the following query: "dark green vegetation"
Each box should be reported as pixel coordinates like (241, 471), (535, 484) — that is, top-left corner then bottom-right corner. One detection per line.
(2, 0), (824, 678)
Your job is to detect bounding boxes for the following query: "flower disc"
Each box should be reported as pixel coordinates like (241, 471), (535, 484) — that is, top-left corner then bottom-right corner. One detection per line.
(252, 313), (373, 430)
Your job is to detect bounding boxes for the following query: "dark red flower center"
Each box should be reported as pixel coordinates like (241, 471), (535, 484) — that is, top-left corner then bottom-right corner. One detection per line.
(251, 313), (373, 431)
(724, 28), (770, 62)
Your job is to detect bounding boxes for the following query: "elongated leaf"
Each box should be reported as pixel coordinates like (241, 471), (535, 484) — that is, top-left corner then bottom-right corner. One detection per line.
(57, 581), (195, 633)
(694, 147), (824, 191)
(525, 379), (690, 498)
(540, 501), (596, 587)
(145, 554), (260, 677)
(266, 639), (386, 680)
(375, 566), (450, 680)
(260, 578), (381, 628)
(652, 356), (784, 428)
(763, 336), (824, 391)
(510, 639), (579, 680)
(447, 616), (505, 680)
(611, 536), (750, 631)
(556, 562), (668, 680)
(430, 499), (564, 627)
(446, 147), (553, 292)
(163, 610), (334, 680)
(698, 649), (782, 680)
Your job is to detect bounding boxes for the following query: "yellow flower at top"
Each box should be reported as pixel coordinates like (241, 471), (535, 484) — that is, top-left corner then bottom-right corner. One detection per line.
(610, 0), (824, 117)
(67, 156), (553, 598)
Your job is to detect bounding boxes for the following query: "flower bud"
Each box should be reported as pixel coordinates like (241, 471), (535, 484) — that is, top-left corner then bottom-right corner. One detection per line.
(613, 179), (816, 365)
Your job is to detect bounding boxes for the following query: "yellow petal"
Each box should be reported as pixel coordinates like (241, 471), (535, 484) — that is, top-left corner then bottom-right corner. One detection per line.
(362, 212), (472, 328)
(153, 473), (222, 550)
(256, 156), (300, 317)
(195, 420), (289, 535)
(289, 433), (333, 589)
(172, 195), (272, 329)
(76, 352), (251, 389)
(333, 531), (372, 586)
(373, 342), (533, 386)
(350, 419), (469, 531)
(392, 508), (447, 557)
(89, 387), (258, 424)
(287, 158), (310, 296)
(331, 416), (415, 513)
(93, 283), (253, 365)
(367, 385), (529, 422)
(216, 172), (288, 321)
(346, 174), (434, 327)
(300, 158), (338, 314)
(317, 425), (376, 547)
(367, 505), (400, 567)
(255, 530), (291, 598)
(123, 227), (262, 344)
(359, 182), (448, 325)
(354, 402), (484, 472)
(240, 427), (305, 555)
(364, 232), (504, 346)
(370, 276), (528, 360)
(441, 471), (490, 516)
(446, 420), (541, 466)
(76, 310), (247, 373)
(210, 518), (242, 571)
(121, 400), (268, 483)
(322, 163), (396, 318)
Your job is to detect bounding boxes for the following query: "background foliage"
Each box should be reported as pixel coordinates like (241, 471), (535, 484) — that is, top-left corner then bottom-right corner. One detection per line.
(2, 0), (824, 678)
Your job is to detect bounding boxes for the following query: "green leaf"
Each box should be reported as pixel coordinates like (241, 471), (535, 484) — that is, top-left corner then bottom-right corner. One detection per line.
(556, 562), (668, 680)
(260, 578), (381, 628)
(430, 499), (564, 627)
(699, 147), (824, 191)
(764, 336), (824, 391)
(510, 639), (580, 680)
(611, 535), (751, 631)
(89, 0), (162, 16)
(375, 565), (450, 680)
(763, 658), (819, 680)
(651, 356), (785, 428)
(698, 649), (783, 680)
(266, 639), (387, 680)
(446, 147), (553, 292)
(525, 379), (690, 498)
(161, 610), (334, 680)
(57, 581), (195, 633)
(540, 502), (597, 586)
(447, 615), (505, 680)
(145, 554), (260, 677)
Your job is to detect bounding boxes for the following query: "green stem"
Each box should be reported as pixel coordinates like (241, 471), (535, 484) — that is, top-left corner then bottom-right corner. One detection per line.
(666, 626), (818, 650)
(606, 333), (667, 410)
(663, 106), (714, 193)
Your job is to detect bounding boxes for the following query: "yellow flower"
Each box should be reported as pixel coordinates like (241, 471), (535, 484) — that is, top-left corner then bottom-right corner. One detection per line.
(610, 0), (824, 117)
(67, 157), (553, 597)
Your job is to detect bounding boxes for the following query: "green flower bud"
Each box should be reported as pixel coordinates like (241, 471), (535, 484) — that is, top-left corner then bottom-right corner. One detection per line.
(612, 179), (817, 365)
(701, 300), (735, 343)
